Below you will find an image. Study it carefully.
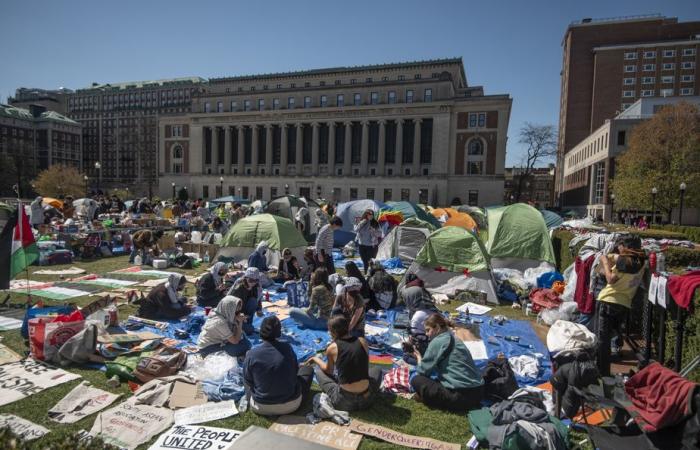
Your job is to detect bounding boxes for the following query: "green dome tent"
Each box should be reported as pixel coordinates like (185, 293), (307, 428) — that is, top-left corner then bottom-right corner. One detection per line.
(385, 201), (442, 229)
(400, 226), (498, 303)
(264, 195), (327, 242)
(540, 210), (564, 230)
(217, 214), (308, 267)
(486, 203), (556, 270)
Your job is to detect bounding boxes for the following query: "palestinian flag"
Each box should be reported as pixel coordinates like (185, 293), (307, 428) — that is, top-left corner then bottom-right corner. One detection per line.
(0, 204), (38, 289)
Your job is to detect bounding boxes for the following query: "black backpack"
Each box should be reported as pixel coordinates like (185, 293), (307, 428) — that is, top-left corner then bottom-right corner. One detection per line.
(482, 356), (519, 401)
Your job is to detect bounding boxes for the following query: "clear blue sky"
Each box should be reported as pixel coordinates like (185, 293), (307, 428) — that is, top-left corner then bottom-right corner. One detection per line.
(2, 0), (698, 166)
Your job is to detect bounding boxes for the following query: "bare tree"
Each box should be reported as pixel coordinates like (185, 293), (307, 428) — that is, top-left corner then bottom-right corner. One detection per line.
(515, 123), (557, 202)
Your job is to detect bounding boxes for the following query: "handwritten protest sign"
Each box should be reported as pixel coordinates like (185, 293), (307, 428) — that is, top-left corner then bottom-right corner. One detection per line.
(48, 381), (120, 424)
(348, 420), (460, 450)
(0, 343), (23, 365)
(173, 400), (238, 425)
(0, 414), (49, 441)
(0, 359), (81, 407)
(270, 416), (362, 450)
(148, 425), (242, 450)
(89, 402), (173, 450)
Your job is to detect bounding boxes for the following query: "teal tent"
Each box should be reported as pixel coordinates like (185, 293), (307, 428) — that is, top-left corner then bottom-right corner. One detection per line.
(385, 201), (441, 229)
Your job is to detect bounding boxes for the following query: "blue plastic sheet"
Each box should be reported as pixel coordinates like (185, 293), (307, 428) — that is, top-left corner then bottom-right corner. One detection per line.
(475, 319), (552, 386)
(536, 271), (564, 289)
(381, 257), (404, 270)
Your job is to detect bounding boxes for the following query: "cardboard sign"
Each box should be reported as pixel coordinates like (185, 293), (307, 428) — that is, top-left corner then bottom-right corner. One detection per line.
(89, 402), (173, 450)
(648, 274), (659, 305)
(48, 381), (120, 424)
(0, 414), (49, 441)
(174, 400), (239, 425)
(169, 381), (207, 409)
(0, 359), (81, 407)
(97, 331), (163, 344)
(270, 416), (362, 450)
(148, 425), (242, 450)
(348, 420), (460, 450)
(0, 343), (23, 365)
(80, 295), (113, 318)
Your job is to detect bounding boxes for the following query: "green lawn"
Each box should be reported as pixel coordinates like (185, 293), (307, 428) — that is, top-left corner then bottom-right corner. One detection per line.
(0, 255), (588, 449)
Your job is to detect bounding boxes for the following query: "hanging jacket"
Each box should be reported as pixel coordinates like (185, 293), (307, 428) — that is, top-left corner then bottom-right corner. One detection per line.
(574, 255), (595, 314)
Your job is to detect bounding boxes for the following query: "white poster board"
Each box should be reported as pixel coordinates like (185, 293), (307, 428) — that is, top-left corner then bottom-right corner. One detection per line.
(49, 381), (120, 424)
(173, 400), (238, 426)
(89, 402), (173, 450)
(0, 414), (49, 441)
(0, 359), (81, 407)
(148, 425), (242, 450)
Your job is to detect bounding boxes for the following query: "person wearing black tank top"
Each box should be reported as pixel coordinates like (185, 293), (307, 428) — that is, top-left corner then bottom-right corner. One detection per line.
(307, 316), (382, 411)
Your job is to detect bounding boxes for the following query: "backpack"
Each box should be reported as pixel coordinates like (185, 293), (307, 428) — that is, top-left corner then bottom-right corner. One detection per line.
(482, 356), (519, 401)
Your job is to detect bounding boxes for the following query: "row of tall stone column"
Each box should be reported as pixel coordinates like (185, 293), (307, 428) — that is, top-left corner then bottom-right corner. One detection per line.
(203, 118), (427, 176)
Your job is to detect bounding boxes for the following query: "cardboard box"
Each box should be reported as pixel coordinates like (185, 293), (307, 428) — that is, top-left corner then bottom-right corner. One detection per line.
(169, 381), (207, 409)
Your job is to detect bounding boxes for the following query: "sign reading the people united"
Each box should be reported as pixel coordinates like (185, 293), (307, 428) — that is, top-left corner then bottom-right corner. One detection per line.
(148, 425), (242, 450)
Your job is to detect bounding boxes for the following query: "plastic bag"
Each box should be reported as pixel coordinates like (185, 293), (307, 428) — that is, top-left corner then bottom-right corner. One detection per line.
(182, 351), (239, 381)
(29, 314), (86, 361)
(538, 302), (579, 326)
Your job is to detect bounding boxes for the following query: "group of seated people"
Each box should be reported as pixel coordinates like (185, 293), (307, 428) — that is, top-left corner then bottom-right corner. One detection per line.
(134, 243), (484, 416)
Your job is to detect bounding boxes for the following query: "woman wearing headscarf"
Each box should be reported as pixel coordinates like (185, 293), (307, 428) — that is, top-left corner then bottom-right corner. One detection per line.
(247, 240), (269, 272)
(30, 196), (44, 228)
(331, 277), (366, 337)
(196, 261), (229, 307)
(243, 316), (314, 416)
(136, 273), (191, 320)
(231, 267), (264, 334)
(198, 295), (251, 357)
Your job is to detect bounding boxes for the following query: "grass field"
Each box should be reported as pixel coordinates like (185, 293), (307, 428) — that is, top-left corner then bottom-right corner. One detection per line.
(0, 255), (588, 449)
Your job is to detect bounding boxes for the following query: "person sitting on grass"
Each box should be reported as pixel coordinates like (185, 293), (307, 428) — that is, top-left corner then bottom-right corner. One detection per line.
(231, 267), (264, 334)
(367, 260), (398, 311)
(197, 295), (251, 357)
(275, 248), (301, 282)
(136, 273), (191, 320)
(196, 261), (229, 307)
(409, 313), (483, 413)
(243, 316), (314, 416)
(247, 240), (270, 273)
(307, 316), (381, 411)
(344, 261), (373, 303)
(289, 268), (334, 330)
(331, 277), (366, 337)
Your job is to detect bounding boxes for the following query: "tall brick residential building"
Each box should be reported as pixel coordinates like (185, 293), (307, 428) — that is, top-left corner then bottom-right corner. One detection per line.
(556, 14), (700, 206)
(159, 58), (512, 206)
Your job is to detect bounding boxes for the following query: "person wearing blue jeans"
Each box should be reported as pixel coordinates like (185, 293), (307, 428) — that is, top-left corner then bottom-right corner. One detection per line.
(197, 295), (251, 357)
(231, 267), (264, 335)
(289, 268), (333, 330)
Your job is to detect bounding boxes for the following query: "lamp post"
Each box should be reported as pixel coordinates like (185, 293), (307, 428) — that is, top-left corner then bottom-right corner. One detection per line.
(651, 187), (658, 225)
(284, 184), (289, 195)
(679, 182), (687, 226)
(610, 193), (615, 223)
(83, 175), (89, 197)
(237, 188), (241, 200)
(219, 176), (224, 197)
(125, 187), (129, 200)
(171, 182), (176, 200)
(94, 162), (101, 193)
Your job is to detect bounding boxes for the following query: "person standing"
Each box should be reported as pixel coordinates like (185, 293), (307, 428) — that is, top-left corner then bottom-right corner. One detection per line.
(30, 197), (44, 228)
(129, 229), (163, 263)
(315, 216), (342, 274)
(354, 210), (380, 274)
(595, 235), (645, 376)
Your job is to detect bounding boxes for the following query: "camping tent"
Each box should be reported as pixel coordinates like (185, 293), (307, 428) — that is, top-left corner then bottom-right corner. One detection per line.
(375, 218), (435, 265)
(264, 195), (327, 242)
(216, 214), (308, 268)
(334, 199), (386, 247)
(385, 201), (441, 229)
(486, 203), (556, 271)
(399, 226), (498, 303)
(540, 210), (564, 229)
(444, 212), (478, 232)
(455, 205), (488, 230)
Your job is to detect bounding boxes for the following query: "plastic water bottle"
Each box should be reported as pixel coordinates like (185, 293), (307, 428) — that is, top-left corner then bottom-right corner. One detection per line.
(656, 252), (666, 273)
(203, 253), (210, 264)
(238, 394), (249, 412)
(134, 254), (142, 266)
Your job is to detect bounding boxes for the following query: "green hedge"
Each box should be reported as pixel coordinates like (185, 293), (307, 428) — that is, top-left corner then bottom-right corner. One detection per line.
(607, 225), (688, 240)
(665, 291), (700, 383)
(651, 224), (700, 244)
(666, 247), (700, 268)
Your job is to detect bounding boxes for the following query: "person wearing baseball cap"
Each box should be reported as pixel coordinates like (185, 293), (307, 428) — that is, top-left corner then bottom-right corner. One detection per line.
(231, 267), (264, 334)
(242, 316), (314, 416)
